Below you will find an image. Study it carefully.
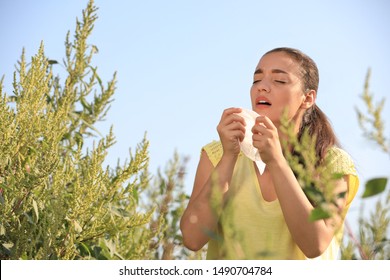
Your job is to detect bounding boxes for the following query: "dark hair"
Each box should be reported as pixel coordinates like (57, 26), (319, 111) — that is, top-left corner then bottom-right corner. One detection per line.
(265, 47), (340, 164)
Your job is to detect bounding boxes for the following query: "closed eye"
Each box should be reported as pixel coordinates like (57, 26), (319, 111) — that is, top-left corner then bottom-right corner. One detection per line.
(253, 79), (261, 84)
(275, 80), (286, 84)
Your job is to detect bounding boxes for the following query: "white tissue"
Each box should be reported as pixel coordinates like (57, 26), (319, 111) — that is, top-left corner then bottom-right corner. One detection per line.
(236, 108), (266, 174)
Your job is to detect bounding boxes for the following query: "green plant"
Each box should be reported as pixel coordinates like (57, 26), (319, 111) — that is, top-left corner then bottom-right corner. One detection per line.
(340, 68), (389, 260)
(279, 110), (346, 222)
(0, 0), (196, 260)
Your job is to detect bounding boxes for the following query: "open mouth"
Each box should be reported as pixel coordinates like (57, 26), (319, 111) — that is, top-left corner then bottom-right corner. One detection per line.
(257, 100), (271, 106)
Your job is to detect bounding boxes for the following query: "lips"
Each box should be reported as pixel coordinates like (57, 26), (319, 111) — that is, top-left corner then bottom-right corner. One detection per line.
(255, 96), (272, 106)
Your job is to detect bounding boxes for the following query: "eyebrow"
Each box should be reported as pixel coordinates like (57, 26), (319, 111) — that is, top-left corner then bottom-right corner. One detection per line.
(254, 68), (289, 75)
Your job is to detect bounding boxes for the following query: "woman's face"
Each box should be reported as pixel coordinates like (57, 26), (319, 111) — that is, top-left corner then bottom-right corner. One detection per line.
(250, 51), (312, 129)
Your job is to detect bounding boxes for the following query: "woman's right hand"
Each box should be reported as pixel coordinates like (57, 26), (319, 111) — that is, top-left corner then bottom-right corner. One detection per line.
(217, 107), (246, 157)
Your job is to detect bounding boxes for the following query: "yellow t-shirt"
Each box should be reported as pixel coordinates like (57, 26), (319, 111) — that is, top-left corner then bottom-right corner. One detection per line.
(203, 140), (359, 260)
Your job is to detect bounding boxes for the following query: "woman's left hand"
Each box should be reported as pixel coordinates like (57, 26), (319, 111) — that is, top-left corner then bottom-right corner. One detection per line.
(251, 115), (285, 165)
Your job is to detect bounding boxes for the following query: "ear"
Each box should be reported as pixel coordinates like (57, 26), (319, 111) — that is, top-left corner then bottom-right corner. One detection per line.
(301, 89), (316, 109)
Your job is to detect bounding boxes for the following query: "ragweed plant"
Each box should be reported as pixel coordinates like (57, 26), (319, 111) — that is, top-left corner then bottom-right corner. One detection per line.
(279, 110), (345, 222)
(0, 0), (159, 260)
(0, 0), (203, 260)
(356, 68), (389, 154)
(146, 152), (206, 260)
(340, 69), (389, 260)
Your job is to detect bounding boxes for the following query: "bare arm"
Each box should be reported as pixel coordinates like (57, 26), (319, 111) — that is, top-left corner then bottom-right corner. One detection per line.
(267, 159), (348, 258)
(180, 107), (245, 251)
(180, 151), (237, 251)
(252, 115), (348, 258)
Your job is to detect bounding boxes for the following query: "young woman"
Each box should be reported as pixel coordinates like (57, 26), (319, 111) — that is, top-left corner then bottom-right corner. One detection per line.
(180, 47), (359, 259)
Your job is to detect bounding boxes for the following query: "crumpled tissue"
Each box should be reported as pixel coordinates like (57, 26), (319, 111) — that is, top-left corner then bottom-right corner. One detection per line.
(236, 108), (266, 174)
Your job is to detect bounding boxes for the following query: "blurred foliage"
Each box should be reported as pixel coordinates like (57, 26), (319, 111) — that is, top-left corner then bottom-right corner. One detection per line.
(356, 68), (389, 154)
(279, 111), (345, 222)
(340, 69), (390, 260)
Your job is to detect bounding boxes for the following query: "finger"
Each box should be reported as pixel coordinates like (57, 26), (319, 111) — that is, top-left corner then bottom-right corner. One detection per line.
(226, 129), (245, 142)
(220, 111), (246, 127)
(218, 116), (245, 135)
(221, 107), (242, 121)
(226, 121), (246, 135)
(255, 115), (275, 129)
(223, 107), (242, 115)
(219, 121), (246, 138)
(252, 131), (263, 141)
(251, 122), (268, 135)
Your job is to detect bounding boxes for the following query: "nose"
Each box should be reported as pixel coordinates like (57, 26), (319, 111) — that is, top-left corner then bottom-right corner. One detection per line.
(255, 79), (271, 93)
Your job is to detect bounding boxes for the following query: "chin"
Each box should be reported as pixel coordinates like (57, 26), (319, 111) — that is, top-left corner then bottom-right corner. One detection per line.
(253, 108), (269, 117)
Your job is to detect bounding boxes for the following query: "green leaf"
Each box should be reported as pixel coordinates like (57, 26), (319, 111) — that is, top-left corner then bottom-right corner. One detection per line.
(332, 172), (345, 180)
(78, 242), (91, 257)
(309, 207), (331, 222)
(362, 177), (388, 198)
(48, 59), (58, 65)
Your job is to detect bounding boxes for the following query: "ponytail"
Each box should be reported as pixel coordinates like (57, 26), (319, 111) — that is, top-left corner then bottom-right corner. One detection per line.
(298, 104), (340, 164)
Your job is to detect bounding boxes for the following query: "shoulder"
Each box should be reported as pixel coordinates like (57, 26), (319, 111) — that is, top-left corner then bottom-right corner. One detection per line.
(325, 146), (358, 177)
(326, 147), (360, 205)
(202, 140), (223, 167)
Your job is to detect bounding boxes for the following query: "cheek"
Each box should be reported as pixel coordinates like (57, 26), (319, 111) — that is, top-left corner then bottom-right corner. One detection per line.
(284, 90), (305, 106)
(274, 95), (300, 115)
(249, 84), (256, 94)
(249, 86), (256, 102)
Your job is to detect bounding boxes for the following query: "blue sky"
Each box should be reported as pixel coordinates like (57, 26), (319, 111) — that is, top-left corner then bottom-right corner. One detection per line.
(1, 0), (389, 231)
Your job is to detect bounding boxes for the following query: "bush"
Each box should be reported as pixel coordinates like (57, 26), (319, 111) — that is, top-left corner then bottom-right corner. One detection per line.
(0, 0), (201, 260)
